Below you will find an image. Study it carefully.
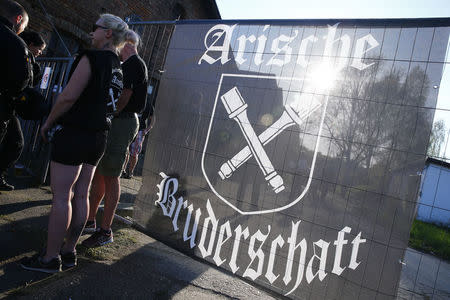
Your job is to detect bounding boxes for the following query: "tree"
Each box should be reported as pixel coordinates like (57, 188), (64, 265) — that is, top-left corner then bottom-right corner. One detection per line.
(325, 62), (431, 169)
(427, 119), (447, 158)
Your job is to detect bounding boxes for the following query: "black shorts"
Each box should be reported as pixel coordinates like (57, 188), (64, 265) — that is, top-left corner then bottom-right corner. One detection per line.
(51, 126), (108, 166)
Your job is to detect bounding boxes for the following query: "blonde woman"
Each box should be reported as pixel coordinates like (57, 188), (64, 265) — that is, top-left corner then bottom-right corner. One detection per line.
(21, 14), (132, 273)
(83, 30), (148, 247)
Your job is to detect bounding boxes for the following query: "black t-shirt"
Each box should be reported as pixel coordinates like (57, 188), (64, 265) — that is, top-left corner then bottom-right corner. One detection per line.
(58, 50), (123, 131)
(121, 55), (148, 114)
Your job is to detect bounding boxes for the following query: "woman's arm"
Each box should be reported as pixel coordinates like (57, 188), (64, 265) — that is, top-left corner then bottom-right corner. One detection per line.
(41, 55), (91, 141)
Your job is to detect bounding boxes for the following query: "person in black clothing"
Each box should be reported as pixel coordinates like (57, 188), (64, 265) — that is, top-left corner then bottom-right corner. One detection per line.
(19, 30), (46, 57)
(19, 30), (46, 85)
(21, 14), (131, 273)
(0, 0), (31, 191)
(83, 33), (148, 247)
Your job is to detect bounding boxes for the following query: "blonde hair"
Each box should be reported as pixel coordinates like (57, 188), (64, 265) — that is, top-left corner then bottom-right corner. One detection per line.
(124, 30), (140, 48)
(98, 13), (134, 47)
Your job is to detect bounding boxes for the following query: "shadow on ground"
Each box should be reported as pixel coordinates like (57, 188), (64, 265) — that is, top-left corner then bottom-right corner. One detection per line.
(0, 189), (53, 296)
(0, 172), (276, 300)
(0, 200), (51, 216)
(8, 241), (212, 300)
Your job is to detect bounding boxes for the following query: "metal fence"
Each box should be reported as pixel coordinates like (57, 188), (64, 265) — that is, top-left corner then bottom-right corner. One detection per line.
(18, 57), (73, 184)
(128, 21), (175, 115)
(19, 21), (175, 184)
(125, 21), (175, 178)
(131, 19), (450, 300)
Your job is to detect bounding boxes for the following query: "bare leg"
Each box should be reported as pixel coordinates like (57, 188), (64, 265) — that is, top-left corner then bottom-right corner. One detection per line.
(87, 171), (105, 222)
(101, 175), (120, 230)
(44, 161), (81, 261)
(123, 152), (129, 173)
(61, 163), (96, 253)
(127, 154), (138, 175)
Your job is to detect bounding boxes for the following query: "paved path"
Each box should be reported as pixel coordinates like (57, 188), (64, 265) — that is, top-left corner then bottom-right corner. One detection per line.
(0, 177), (277, 299)
(397, 248), (450, 300)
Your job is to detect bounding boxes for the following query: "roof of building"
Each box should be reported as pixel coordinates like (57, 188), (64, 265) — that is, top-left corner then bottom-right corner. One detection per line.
(426, 157), (450, 169)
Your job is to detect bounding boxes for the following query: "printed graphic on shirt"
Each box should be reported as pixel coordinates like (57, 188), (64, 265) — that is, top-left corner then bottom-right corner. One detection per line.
(107, 67), (123, 114)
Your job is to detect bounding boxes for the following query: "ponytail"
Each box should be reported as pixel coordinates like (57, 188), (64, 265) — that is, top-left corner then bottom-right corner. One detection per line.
(98, 14), (129, 47)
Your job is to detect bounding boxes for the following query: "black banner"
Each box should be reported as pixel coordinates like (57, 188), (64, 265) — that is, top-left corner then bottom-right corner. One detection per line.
(135, 20), (450, 299)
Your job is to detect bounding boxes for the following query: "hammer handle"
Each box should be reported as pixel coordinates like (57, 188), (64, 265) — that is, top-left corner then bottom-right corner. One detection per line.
(220, 87), (285, 192)
(233, 112), (277, 177)
(227, 112), (293, 173)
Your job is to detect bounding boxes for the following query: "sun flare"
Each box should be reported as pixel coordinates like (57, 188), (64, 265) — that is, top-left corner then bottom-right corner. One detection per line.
(309, 63), (338, 91)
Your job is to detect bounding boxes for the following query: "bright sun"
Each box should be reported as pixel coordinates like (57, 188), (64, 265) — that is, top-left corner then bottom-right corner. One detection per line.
(308, 63), (338, 92)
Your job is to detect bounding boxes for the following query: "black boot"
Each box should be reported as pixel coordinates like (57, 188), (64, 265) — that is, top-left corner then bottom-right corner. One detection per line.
(0, 175), (14, 191)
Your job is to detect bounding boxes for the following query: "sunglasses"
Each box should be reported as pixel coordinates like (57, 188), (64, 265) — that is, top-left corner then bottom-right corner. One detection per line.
(92, 24), (109, 32)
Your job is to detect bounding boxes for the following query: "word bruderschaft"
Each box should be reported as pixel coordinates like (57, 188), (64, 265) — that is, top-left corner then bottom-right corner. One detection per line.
(155, 173), (367, 296)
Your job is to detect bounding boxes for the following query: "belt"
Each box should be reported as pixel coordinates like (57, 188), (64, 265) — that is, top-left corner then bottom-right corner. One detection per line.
(116, 112), (137, 119)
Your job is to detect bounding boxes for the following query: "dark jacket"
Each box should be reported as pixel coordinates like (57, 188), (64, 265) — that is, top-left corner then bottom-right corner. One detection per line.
(30, 53), (41, 86)
(0, 16), (32, 119)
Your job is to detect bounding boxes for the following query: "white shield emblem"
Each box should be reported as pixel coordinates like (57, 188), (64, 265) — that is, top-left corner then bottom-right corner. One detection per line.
(202, 73), (329, 215)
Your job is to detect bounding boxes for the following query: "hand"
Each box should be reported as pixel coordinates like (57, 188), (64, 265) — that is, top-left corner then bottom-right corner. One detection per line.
(40, 121), (51, 143)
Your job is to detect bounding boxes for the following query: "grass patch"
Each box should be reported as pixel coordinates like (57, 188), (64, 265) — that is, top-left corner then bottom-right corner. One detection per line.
(409, 219), (450, 261)
(0, 214), (15, 222)
(78, 227), (137, 261)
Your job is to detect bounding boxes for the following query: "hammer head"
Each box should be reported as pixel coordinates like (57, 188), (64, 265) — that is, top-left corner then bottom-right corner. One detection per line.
(285, 94), (322, 126)
(221, 87), (247, 116)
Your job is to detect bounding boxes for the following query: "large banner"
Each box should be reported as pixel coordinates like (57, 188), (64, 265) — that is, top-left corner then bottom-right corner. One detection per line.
(134, 19), (450, 299)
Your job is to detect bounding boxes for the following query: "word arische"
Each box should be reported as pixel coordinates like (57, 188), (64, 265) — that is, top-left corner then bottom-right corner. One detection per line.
(198, 23), (379, 72)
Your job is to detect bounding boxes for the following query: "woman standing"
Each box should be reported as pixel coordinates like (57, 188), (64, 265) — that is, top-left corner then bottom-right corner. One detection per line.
(21, 14), (133, 273)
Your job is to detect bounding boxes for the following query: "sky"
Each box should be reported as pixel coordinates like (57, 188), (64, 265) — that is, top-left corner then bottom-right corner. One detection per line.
(216, 0), (450, 160)
(216, 0), (450, 19)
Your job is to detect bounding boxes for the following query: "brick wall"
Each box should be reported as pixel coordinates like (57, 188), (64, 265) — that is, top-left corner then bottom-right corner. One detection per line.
(16, 0), (220, 56)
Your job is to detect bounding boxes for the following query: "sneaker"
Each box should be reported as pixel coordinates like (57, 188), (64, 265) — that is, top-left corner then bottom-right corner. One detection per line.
(123, 172), (133, 179)
(61, 250), (77, 270)
(0, 176), (14, 191)
(21, 254), (61, 273)
(82, 228), (113, 248)
(82, 220), (97, 234)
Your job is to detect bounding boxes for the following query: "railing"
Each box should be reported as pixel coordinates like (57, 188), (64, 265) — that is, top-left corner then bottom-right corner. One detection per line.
(19, 21), (175, 184)
(124, 21), (175, 178)
(128, 21), (175, 118)
(18, 57), (73, 184)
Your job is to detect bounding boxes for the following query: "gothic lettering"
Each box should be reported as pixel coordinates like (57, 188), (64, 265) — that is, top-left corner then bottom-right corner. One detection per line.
(198, 23), (379, 71)
(198, 24), (236, 65)
(155, 175), (366, 295)
(198, 199), (219, 258)
(243, 226), (271, 280)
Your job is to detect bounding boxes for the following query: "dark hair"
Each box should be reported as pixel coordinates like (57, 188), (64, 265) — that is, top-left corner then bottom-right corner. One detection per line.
(0, 0), (27, 19)
(19, 30), (45, 47)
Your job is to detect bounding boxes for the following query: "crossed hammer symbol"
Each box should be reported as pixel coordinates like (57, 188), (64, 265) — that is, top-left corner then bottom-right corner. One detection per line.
(219, 87), (322, 194)
(107, 88), (117, 111)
